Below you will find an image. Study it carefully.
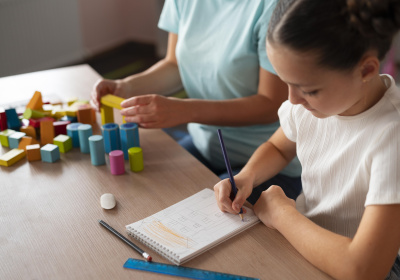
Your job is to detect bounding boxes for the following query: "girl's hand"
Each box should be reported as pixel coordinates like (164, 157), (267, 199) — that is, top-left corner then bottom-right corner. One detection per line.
(213, 175), (253, 214)
(120, 95), (188, 128)
(253, 185), (296, 229)
(90, 79), (128, 111)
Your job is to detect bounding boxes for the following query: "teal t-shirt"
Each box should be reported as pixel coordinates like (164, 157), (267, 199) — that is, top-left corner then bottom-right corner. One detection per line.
(158, 0), (301, 177)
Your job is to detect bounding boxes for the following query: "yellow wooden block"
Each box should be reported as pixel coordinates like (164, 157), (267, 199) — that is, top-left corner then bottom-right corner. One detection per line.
(100, 94), (125, 110)
(100, 105), (114, 125)
(26, 144), (41, 162)
(0, 149), (26, 166)
(67, 97), (78, 106)
(26, 91), (43, 111)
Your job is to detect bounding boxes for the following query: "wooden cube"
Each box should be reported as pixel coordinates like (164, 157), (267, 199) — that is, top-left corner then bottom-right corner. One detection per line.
(8, 132), (26, 149)
(26, 144), (41, 162)
(0, 129), (16, 147)
(40, 144), (60, 163)
(53, 134), (72, 153)
(18, 136), (39, 150)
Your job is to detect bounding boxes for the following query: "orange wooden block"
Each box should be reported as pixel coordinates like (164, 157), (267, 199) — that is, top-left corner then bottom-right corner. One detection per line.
(26, 144), (41, 162)
(18, 136), (39, 150)
(20, 126), (37, 139)
(77, 107), (93, 124)
(40, 120), (54, 145)
(26, 91), (43, 110)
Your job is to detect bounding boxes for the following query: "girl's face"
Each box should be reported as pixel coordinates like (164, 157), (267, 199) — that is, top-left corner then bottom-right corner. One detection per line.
(267, 41), (368, 118)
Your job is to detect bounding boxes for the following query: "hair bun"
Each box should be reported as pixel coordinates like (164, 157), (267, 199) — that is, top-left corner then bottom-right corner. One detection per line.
(347, 0), (400, 38)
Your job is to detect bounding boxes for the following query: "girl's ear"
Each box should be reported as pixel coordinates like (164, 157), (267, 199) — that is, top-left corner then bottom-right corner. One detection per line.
(359, 54), (380, 82)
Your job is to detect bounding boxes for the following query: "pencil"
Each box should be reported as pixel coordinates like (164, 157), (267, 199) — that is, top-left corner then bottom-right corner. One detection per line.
(98, 219), (152, 262)
(217, 129), (244, 221)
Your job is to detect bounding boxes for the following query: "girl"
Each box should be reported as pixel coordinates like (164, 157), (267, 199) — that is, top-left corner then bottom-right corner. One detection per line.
(214, 0), (400, 279)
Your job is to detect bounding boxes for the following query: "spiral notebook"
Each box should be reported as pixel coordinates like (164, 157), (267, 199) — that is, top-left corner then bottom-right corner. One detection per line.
(125, 188), (259, 265)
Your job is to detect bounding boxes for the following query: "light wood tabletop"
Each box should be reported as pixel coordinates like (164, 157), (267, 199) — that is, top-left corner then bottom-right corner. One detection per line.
(0, 65), (332, 280)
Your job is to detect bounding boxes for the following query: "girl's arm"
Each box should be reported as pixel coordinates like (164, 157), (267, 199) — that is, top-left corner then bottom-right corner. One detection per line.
(214, 127), (297, 213)
(255, 186), (400, 280)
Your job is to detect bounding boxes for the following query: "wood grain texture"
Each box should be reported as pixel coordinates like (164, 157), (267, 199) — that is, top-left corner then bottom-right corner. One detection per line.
(0, 65), (332, 279)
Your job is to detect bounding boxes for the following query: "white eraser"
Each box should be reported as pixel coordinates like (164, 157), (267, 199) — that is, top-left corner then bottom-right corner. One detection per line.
(100, 193), (116, 209)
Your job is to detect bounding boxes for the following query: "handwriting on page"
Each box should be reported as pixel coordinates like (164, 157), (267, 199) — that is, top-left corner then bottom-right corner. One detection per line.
(137, 190), (257, 252)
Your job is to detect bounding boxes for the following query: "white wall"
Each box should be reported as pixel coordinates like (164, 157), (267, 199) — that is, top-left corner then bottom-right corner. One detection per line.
(0, 0), (163, 77)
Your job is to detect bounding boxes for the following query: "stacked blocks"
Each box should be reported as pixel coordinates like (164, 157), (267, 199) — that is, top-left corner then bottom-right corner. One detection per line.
(18, 136), (39, 150)
(88, 135), (105, 166)
(109, 150), (125, 175)
(26, 144), (41, 161)
(128, 147), (143, 172)
(8, 132), (26, 149)
(0, 149), (26, 166)
(102, 123), (120, 154)
(40, 144), (60, 163)
(77, 124), (92, 154)
(66, 122), (82, 147)
(100, 94), (125, 125)
(120, 123), (140, 160)
(53, 135), (72, 153)
(0, 129), (16, 147)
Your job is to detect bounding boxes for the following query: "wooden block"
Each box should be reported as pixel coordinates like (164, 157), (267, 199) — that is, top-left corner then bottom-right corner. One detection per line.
(0, 129), (16, 147)
(26, 91), (43, 110)
(100, 105), (114, 125)
(29, 117), (55, 128)
(20, 126), (37, 139)
(40, 144), (60, 163)
(53, 120), (71, 136)
(40, 120), (54, 145)
(77, 107), (93, 124)
(18, 136), (39, 150)
(53, 134), (72, 153)
(26, 144), (41, 161)
(9, 132), (26, 149)
(5, 108), (21, 130)
(100, 94), (124, 110)
(0, 111), (7, 131)
(67, 97), (78, 106)
(0, 149), (26, 167)
(23, 108), (45, 119)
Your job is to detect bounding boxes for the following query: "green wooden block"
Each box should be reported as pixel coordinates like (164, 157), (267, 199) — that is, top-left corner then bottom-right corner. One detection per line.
(0, 129), (16, 147)
(53, 134), (72, 153)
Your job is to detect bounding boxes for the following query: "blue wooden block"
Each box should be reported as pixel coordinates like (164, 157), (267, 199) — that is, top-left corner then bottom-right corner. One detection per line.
(8, 132), (26, 149)
(101, 123), (120, 154)
(120, 123), (140, 160)
(40, 144), (60, 163)
(5, 108), (21, 130)
(78, 124), (92, 154)
(88, 135), (105, 166)
(61, 115), (78, 123)
(66, 122), (82, 147)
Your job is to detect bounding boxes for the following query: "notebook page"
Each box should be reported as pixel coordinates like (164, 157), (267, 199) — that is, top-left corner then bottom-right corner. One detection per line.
(126, 188), (259, 265)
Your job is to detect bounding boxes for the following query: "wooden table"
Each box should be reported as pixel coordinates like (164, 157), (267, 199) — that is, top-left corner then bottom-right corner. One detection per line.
(0, 65), (332, 279)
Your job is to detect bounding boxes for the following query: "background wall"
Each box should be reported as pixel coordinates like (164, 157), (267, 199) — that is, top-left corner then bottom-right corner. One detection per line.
(0, 0), (164, 77)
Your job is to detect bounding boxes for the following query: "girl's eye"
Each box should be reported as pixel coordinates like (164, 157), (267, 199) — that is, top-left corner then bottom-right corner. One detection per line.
(302, 90), (318, 96)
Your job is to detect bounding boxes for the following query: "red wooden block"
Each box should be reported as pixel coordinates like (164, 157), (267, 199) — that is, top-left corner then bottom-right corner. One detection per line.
(29, 117), (55, 128)
(0, 111), (7, 131)
(53, 120), (71, 136)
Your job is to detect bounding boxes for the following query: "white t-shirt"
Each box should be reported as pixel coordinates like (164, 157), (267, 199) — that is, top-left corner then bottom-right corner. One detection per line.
(278, 75), (400, 238)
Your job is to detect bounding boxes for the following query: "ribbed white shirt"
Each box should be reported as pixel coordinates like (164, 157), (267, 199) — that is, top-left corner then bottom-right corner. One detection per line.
(279, 75), (400, 238)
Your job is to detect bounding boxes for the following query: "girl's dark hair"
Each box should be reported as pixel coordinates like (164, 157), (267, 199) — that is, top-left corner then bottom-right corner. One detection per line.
(268, 0), (400, 70)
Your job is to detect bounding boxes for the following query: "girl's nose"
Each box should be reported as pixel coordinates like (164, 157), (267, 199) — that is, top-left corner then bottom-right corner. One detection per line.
(288, 86), (305, 105)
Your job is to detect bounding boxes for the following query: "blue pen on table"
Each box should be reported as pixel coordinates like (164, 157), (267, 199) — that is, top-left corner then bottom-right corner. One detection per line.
(217, 129), (244, 221)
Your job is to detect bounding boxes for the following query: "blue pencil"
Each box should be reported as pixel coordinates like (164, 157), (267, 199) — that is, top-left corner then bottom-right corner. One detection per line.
(217, 129), (244, 221)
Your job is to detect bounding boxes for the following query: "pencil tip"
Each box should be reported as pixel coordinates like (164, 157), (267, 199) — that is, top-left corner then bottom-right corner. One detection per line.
(239, 213), (243, 221)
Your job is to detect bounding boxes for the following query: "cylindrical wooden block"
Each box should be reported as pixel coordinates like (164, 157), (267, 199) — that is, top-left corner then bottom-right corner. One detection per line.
(102, 123), (120, 154)
(66, 122), (82, 147)
(78, 124), (92, 154)
(120, 123), (140, 160)
(128, 147), (143, 172)
(109, 150), (125, 175)
(89, 135), (105, 166)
